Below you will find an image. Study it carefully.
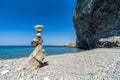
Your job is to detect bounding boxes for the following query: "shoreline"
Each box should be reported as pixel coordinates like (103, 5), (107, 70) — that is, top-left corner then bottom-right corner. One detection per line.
(0, 48), (120, 80)
(0, 46), (81, 60)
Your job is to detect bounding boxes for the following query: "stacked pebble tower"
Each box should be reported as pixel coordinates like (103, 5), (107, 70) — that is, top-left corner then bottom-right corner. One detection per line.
(28, 25), (46, 69)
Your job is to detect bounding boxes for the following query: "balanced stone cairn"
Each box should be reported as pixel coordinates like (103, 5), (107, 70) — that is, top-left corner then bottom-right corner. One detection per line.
(28, 25), (46, 69)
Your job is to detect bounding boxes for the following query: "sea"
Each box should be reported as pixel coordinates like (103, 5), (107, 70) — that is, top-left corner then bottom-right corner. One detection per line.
(0, 46), (81, 60)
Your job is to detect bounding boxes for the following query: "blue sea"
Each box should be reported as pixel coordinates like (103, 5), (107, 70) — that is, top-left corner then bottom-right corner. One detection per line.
(0, 46), (81, 60)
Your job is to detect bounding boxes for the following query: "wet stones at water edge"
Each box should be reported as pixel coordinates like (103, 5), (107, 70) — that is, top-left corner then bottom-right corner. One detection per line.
(28, 25), (46, 69)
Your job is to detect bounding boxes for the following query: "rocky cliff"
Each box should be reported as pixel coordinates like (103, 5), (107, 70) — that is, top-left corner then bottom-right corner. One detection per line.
(73, 0), (120, 49)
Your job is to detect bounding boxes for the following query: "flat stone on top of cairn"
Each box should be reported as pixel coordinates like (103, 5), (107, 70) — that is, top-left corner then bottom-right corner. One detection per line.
(34, 25), (44, 29)
(34, 25), (44, 33)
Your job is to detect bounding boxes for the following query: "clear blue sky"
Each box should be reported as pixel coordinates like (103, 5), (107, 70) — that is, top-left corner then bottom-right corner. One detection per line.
(0, 0), (76, 45)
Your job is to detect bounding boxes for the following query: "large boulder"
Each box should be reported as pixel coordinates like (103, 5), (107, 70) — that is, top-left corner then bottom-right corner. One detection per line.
(73, 0), (120, 49)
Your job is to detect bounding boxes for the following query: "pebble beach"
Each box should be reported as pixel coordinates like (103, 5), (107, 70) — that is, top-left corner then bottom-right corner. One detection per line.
(0, 48), (120, 80)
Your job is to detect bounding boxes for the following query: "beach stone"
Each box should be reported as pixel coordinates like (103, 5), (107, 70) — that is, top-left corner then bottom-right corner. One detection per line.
(1, 70), (10, 75)
(43, 76), (50, 80)
(28, 58), (42, 70)
(31, 38), (43, 47)
(28, 44), (46, 62)
(19, 78), (24, 80)
(35, 51), (46, 62)
(0, 66), (4, 68)
(34, 25), (44, 32)
(36, 33), (41, 37)
(34, 25), (44, 29)
(28, 44), (42, 60)
(35, 29), (42, 33)
(34, 25), (44, 33)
